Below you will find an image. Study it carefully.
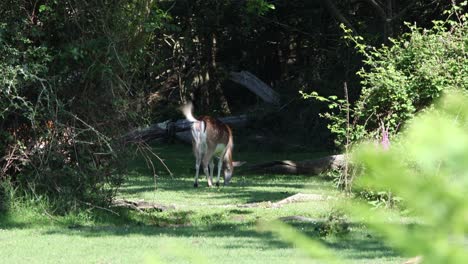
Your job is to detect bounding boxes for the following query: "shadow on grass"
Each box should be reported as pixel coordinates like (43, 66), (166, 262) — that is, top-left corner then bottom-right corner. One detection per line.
(42, 221), (290, 250)
(0, 213), (30, 229)
(1, 143), (398, 261)
(325, 237), (398, 260)
(39, 219), (398, 260)
(119, 174), (316, 204)
(120, 172), (334, 202)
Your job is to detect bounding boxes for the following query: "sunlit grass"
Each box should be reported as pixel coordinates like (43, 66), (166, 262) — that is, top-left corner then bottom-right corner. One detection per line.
(0, 143), (403, 263)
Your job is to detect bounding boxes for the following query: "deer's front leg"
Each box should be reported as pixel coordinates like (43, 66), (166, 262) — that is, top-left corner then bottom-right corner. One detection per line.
(203, 162), (212, 187)
(216, 158), (222, 187)
(209, 160), (214, 187)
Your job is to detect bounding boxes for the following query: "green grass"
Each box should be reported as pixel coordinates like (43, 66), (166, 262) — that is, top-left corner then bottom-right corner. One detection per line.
(0, 144), (404, 263)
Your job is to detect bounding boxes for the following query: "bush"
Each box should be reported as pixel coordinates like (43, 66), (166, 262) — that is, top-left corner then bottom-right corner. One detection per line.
(306, 7), (468, 147)
(0, 1), (160, 212)
(352, 91), (468, 263)
(262, 91), (468, 264)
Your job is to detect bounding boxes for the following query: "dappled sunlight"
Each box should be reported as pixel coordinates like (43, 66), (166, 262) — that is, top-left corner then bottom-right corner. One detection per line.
(0, 144), (401, 263)
(120, 144), (339, 209)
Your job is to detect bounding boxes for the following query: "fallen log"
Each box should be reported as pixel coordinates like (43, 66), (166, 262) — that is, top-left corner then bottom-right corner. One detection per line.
(229, 71), (280, 105)
(122, 114), (248, 143)
(278, 215), (321, 223)
(238, 201), (276, 208)
(111, 198), (175, 212)
(275, 193), (330, 205)
(241, 154), (346, 175)
(237, 193), (333, 209)
(122, 124), (167, 143)
(175, 130), (192, 144)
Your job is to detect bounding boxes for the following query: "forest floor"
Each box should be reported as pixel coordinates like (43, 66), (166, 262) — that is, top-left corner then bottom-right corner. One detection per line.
(0, 144), (404, 263)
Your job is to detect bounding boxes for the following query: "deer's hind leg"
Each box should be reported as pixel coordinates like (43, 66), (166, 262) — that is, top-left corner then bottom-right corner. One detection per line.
(192, 138), (205, 188)
(202, 149), (215, 187)
(194, 150), (202, 188)
(209, 159), (215, 187)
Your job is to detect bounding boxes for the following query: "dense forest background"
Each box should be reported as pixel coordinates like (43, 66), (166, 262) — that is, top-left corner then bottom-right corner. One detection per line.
(0, 0), (463, 208)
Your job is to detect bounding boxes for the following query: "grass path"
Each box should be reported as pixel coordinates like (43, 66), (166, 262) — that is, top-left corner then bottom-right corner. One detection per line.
(0, 144), (403, 263)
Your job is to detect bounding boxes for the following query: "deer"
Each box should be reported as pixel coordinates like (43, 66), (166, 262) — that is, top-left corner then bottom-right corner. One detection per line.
(180, 102), (234, 187)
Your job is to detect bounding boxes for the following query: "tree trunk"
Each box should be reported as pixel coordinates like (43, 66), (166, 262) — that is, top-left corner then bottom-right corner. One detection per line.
(229, 71), (280, 105)
(322, 0), (357, 34)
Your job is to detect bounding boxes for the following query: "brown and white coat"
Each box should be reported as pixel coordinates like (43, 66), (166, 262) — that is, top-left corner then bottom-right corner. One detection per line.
(181, 103), (234, 187)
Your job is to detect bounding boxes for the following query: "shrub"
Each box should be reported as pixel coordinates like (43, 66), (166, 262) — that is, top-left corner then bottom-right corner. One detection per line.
(305, 7), (468, 147)
(263, 91), (468, 264)
(0, 1), (155, 212)
(352, 91), (468, 263)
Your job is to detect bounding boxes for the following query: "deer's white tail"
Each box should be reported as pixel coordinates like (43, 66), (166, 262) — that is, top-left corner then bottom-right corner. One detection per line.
(180, 102), (198, 122)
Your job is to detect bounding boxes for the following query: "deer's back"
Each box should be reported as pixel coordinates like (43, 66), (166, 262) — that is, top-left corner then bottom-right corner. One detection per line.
(199, 116), (231, 147)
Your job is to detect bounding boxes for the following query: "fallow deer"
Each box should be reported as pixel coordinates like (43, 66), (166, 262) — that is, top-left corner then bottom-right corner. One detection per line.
(180, 102), (234, 187)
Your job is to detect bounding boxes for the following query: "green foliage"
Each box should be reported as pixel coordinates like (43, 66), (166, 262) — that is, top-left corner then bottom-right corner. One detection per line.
(315, 209), (350, 237)
(246, 0), (275, 15)
(355, 189), (401, 209)
(0, 181), (16, 212)
(260, 92), (468, 263)
(352, 91), (468, 263)
(305, 9), (468, 147)
(258, 220), (342, 264)
(0, 22), (51, 121)
(300, 90), (364, 147)
(0, 0), (172, 211)
(351, 16), (467, 134)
